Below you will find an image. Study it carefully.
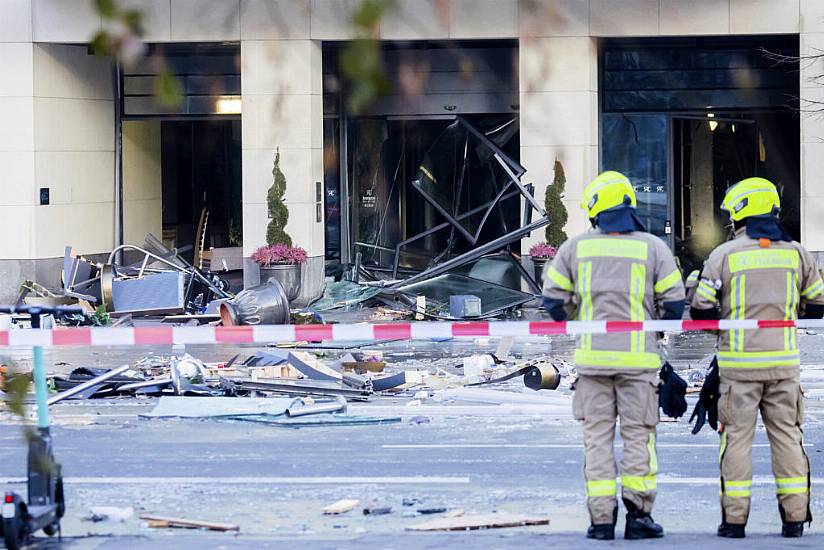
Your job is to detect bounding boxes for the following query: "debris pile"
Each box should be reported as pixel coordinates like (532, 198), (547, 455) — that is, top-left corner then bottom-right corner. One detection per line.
(39, 340), (568, 426)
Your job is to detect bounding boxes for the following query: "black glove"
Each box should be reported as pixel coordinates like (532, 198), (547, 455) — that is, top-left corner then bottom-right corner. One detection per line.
(689, 356), (720, 435)
(659, 362), (688, 419)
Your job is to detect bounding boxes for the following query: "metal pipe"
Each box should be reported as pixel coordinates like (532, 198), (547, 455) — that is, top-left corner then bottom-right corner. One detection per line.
(286, 395), (347, 417)
(117, 377), (172, 392)
(46, 364), (131, 406)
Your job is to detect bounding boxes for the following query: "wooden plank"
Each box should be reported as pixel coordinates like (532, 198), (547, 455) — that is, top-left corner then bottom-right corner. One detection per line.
(139, 514), (239, 532)
(406, 513), (550, 532)
(322, 499), (360, 515)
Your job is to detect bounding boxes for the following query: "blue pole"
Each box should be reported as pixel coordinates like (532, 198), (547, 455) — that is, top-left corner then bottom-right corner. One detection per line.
(32, 345), (49, 429)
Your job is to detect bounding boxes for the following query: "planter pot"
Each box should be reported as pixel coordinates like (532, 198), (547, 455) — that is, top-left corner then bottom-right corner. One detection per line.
(260, 263), (302, 302)
(532, 258), (549, 289)
(220, 278), (290, 326)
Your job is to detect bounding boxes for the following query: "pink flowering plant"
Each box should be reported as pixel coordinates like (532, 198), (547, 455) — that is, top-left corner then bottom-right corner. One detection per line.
(251, 243), (308, 266)
(529, 242), (558, 260)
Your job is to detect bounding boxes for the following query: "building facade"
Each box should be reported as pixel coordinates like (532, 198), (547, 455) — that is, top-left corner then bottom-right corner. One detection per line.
(0, 0), (822, 302)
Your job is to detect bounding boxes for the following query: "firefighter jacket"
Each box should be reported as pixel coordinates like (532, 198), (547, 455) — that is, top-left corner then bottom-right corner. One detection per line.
(542, 230), (685, 375)
(691, 228), (824, 381)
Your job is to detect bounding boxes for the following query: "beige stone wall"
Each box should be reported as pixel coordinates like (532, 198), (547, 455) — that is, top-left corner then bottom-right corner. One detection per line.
(122, 120), (162, 245)
(801, 0), (824, 250)
(240, 38), (324, 258)
(6, 0), (822, 259)
(32, 44), (115, 258)
(0, 0), (35, 260)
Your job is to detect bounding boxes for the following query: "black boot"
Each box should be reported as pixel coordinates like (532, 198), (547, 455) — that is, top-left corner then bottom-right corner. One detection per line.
(717, 523), (746, 538)
(782, 522), (804, 538)
(587, 524), (615, 540)
(623, 499), (664, 540)
(587, 506), (617, 540)
(779, 503), (807, 538)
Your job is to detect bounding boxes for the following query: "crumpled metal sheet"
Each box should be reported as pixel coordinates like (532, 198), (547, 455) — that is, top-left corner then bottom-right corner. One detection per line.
(140, 396), (294, 418)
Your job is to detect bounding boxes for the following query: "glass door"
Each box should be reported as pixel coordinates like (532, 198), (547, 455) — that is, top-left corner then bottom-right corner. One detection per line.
(670, 116), (757, 274)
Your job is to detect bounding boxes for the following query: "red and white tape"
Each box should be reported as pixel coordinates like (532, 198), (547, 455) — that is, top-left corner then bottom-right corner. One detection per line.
(1, 319), (823, 348)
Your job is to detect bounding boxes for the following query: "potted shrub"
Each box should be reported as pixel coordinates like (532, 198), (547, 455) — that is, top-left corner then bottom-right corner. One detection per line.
(254, 148), (305, 300)
(251, 243), (308, 301)
(532, 160), (569, 287)
(529, 242), (558, 287)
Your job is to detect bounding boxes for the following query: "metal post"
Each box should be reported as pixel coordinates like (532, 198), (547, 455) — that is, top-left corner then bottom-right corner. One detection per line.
(32, 346), (49, 430)
(113, 61), (124, 264)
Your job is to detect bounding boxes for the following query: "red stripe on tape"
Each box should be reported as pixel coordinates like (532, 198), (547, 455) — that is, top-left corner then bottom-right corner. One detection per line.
(52, 328), (91, 346)
(529, 321), (567, 335)
(215, 326), (255, 343)
(451, 322), (490, 337)
(134, 327), (173, 345)
(757, 319), (795, 329)
(374, 323), (411, 340)
(295, 324), (334, 342)
(606, 321), (644, 333)
(681, 320), (720, 331)
(0, 331), (8, 346)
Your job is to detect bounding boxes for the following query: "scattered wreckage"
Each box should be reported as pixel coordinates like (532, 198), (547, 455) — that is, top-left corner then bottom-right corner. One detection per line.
(12, 342), (570, 428)
(13, 116), (550, 326)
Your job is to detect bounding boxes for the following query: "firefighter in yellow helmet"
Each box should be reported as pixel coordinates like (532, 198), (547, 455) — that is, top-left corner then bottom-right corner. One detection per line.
(542, 171), (686, 540)
(690, 177), (824, 538)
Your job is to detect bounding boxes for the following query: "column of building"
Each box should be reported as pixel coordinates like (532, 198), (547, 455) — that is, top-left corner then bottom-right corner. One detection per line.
(0, 1), (36, 301)
(519, 0), (599, 249)
(239, 0), (325, 300)
(800, 0), (824, 254)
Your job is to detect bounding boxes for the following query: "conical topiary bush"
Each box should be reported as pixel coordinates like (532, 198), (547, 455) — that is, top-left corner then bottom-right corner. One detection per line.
(266, 148), (292, 246)
(545, 159), (568, 247)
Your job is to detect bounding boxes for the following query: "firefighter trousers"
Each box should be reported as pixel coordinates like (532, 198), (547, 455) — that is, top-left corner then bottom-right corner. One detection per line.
(573, 372), (659, 524)
(718, 376), (811, 525)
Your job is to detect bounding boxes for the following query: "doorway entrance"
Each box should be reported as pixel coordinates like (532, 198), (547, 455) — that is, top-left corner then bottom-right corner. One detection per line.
(600, 35), (801, 270)
(672, 116), (757, 274)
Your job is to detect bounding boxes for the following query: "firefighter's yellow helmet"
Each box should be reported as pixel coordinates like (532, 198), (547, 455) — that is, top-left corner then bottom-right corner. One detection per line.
(721, 177), (780, 221)
(580, 171), (637, 219)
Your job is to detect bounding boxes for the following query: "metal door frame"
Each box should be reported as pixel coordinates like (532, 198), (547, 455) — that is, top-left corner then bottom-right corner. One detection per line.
(666, 113), (758, 254)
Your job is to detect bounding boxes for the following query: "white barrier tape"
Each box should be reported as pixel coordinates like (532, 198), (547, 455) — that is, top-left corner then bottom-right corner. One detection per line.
(1, 319), (823, 347)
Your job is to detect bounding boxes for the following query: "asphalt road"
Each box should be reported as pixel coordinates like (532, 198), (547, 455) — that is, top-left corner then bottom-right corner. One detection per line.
(1, 390), (823, 549)
(1, 331), (824, 548)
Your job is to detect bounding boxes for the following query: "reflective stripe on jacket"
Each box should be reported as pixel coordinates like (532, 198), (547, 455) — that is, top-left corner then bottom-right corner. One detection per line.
(690, 229), (824, 381)
(542, 230), (685, 375)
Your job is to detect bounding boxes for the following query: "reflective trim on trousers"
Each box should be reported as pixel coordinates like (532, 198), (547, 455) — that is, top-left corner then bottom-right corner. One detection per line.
(720, 480), (752, 498)
(622, 475), (657, 493)
(775, 476), (810, 495)
(647, 433), (658, 476)
(587, 479), (618, 497)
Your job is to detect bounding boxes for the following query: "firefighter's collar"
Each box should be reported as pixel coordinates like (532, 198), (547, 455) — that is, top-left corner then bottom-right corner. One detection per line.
(739, 216), (792, 242)
(595, 206), (646, 234)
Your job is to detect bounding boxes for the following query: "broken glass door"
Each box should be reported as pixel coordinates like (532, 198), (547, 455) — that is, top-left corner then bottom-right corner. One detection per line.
(347, 115), (535, 278)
